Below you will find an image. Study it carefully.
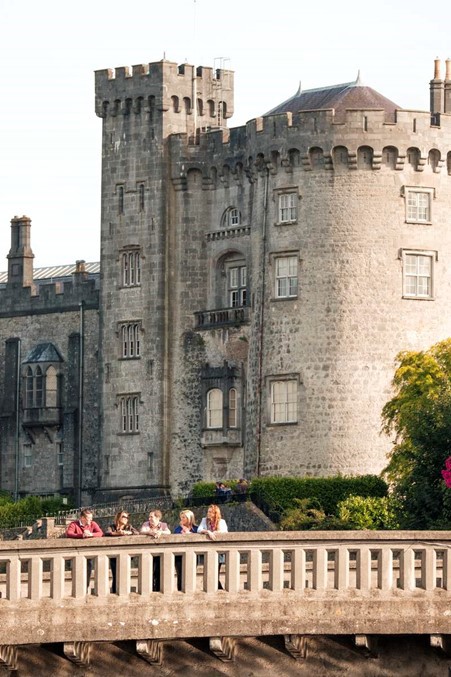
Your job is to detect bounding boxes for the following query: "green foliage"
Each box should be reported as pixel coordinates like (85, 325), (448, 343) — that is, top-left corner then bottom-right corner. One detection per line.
(280, 498), (351, 531)
(249, 475), (387, 520)
(337, 495), (399, 530)
(382, 338), (451, 528)
(0, 495), (72, 529)
(191, 480), (239, 500)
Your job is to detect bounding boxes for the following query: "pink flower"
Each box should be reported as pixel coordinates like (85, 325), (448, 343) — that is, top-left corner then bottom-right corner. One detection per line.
(442, 457), (451, 488)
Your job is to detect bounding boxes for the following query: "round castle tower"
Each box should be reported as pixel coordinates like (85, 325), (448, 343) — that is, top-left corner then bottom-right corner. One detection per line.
(95, 57), (451, 497)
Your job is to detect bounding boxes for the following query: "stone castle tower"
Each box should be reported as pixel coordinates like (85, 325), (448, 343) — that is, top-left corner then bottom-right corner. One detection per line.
(93, 57), (451, 500)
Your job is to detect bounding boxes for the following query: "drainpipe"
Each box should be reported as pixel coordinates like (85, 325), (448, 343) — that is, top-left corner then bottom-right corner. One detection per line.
(256, 166), (269, 477)
(14, 338), (21, 501)
(77, 302), (84, 507)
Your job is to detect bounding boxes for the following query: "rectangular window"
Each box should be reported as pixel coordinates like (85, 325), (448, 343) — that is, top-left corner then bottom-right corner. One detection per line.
(275, 256), (298, 298)
(57, 443), (63, 467)
(270, 380), (298, 424)
(119, 395), (140, 433)
(120, 322), (141, 358)
(228, 265), (247, 307)
(23, 445), (32, 468)
(403, 251), (434, 299)
(405, 189), (432, 223)
(121, 250), (141, 287)
(278, 193), (297, 223)
(118, 186), (124, 215)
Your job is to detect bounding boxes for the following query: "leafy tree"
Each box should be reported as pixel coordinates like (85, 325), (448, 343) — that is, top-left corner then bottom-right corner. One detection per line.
(381, 338), (451, 528)
(337, 495), (399, 530)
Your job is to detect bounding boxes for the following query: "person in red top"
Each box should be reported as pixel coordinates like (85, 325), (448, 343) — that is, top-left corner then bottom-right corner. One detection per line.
(66, 509), (103, 590)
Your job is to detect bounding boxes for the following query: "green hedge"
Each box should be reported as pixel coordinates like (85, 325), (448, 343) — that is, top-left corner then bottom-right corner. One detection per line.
(249, 475), (388, 518)
(191, 480), (239, 499)
(0, 495), (72, 529)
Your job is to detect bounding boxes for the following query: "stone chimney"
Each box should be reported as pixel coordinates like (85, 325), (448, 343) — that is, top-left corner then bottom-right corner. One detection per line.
(7, 215), (34, 287)
(73, 259), (88, 282)
(430, 57), (444, 120)
(444, 58), (451, 114)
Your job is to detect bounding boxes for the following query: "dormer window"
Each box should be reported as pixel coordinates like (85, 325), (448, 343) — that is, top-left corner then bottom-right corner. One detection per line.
(22, 343), (63, 414)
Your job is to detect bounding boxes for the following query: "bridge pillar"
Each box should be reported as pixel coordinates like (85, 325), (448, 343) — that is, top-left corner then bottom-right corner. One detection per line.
(430, 634), (451, 656)
(355, 635), (378, 657)
(0, 645), (17, 671)
(63, 641), (91, 666)
(209, 636), (236, 661)
(136, 639), (163, 665)
(284, 634), (308, 659)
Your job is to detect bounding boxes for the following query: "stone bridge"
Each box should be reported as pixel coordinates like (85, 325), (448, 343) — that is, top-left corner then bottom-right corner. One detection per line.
(0, 531), (450, 672)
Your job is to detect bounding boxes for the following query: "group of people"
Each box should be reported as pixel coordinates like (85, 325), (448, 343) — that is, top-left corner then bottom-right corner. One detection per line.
(66, 504), (228, 593)
(215, 478), (248, 503)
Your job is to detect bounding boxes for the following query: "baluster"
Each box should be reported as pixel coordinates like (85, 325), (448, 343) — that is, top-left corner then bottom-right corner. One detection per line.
(95, 554), (109, 597)
(226, 549), (240, 593)
(335, 547), (349, 590)
(356, 547), (371, 590)
(379, 548), (393, 590)
(138, 552), (152, 595)
(313, 548), (327, 590)
(291, 548), (306, 591)
(424, 548), (436, 591)
(399, 548), (415, 590)
(28, 556), (42, 601)
(248, 549), (262, 592)
(117, 552), (131, 596)
(7, 558), (21, 601)
(161, 552), (174, 593)
(72, 555), (87, 598)
(182, 550), (197, 594)
(269, 548), (284, 592)
(204, 550), (217, 592)
(51, 555), (65, 600)
(442, 548), (451, 590)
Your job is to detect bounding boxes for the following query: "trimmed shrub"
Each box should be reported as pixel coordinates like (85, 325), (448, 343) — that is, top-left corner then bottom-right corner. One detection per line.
(250, 475), (388, 520)
(337, 495), (400, 530)
(279, 498), (351, 531)
(0, 495), (72, 529)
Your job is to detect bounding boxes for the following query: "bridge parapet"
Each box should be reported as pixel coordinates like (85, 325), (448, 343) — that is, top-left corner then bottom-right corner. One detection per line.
(0, 531), (450, 647)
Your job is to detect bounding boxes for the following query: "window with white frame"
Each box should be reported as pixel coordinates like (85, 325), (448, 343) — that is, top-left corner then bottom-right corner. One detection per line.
(278, 193), (297, 223)
(207, 388), (223, 428)
(270, 379), (298, 424)
(228, 388), (237, 428)
(23, 444), (32, 468)
(405, 188), (432, 223)
(119, 394), (140, 433)
(221, 207), (241, 228)
(275, 255), (298, 298)
(121, 249), (141, 287)
(228, 264), (247, 307)
(402, 250), (434, 299)
(120, 322), (141, 358)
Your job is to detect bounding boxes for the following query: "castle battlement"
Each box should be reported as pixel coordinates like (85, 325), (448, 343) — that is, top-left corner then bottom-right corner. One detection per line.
(95, 60), (234, 121)
(0, 277), (99, 317)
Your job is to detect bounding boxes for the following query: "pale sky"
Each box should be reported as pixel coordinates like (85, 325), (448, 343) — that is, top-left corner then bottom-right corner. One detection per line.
(0, 0), (450, 269)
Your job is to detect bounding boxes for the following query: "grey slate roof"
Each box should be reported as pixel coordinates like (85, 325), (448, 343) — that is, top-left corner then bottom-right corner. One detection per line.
(265, 74), (401, 122)
(0, 261), (100, 285)
(23, 343), (64, 363)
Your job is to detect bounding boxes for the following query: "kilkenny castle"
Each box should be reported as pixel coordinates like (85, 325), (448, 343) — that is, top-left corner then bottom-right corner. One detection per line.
(1, 57), (451, 502)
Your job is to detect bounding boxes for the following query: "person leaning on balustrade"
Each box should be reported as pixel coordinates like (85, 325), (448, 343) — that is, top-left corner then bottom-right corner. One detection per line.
(173, 509), (198, 591)
(105, 509), (139, 593)
(140, 509), (171, 591)
(198, 504), (228, 590)
(66, 508), (103, 591)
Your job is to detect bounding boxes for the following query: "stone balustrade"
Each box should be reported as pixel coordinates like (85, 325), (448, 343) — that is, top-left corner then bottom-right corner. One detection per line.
(0, 531), (450, 658)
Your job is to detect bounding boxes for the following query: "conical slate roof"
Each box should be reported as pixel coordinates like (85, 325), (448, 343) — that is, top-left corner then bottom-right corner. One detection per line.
(264, 73), (401, 122)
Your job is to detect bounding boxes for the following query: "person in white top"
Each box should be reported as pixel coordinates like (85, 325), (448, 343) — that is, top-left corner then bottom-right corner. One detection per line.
(198, 504), (228, 589)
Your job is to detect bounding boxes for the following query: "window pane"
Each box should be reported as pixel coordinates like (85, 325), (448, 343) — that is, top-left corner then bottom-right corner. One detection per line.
(207, 389), (223, 428)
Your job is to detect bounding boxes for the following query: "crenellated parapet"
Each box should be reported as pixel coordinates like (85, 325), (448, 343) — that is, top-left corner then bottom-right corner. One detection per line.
(0, 278), (99, 318)
(169, 107), (451, 188)
(95, 59), (234, 125)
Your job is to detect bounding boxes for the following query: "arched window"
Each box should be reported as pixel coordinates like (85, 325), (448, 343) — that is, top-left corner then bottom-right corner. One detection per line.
(171, 95), (180, 113)
(221, 207), (241, 228)
(121, 249), (141, 287)
(309, 147), (324, 169)
(428, 149), (440, 172)
(332, 146), (348, 169)
(407, 148), (420, 170)
(357, 146), (373, 170)
(382, 146), (398, 169)
(119, 395), (140, 433)
(46, 366), (58, 407)
(228, 388), (237, 428)
(207, 389), (223, 428)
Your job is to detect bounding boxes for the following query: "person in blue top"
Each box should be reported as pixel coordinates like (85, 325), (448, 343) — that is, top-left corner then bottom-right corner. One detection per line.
(174, 509), (198, 591)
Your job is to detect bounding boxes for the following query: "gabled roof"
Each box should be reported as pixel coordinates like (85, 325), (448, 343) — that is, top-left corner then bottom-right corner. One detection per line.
(23, 343), (64, 364)
(264, 73), (401, 122)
